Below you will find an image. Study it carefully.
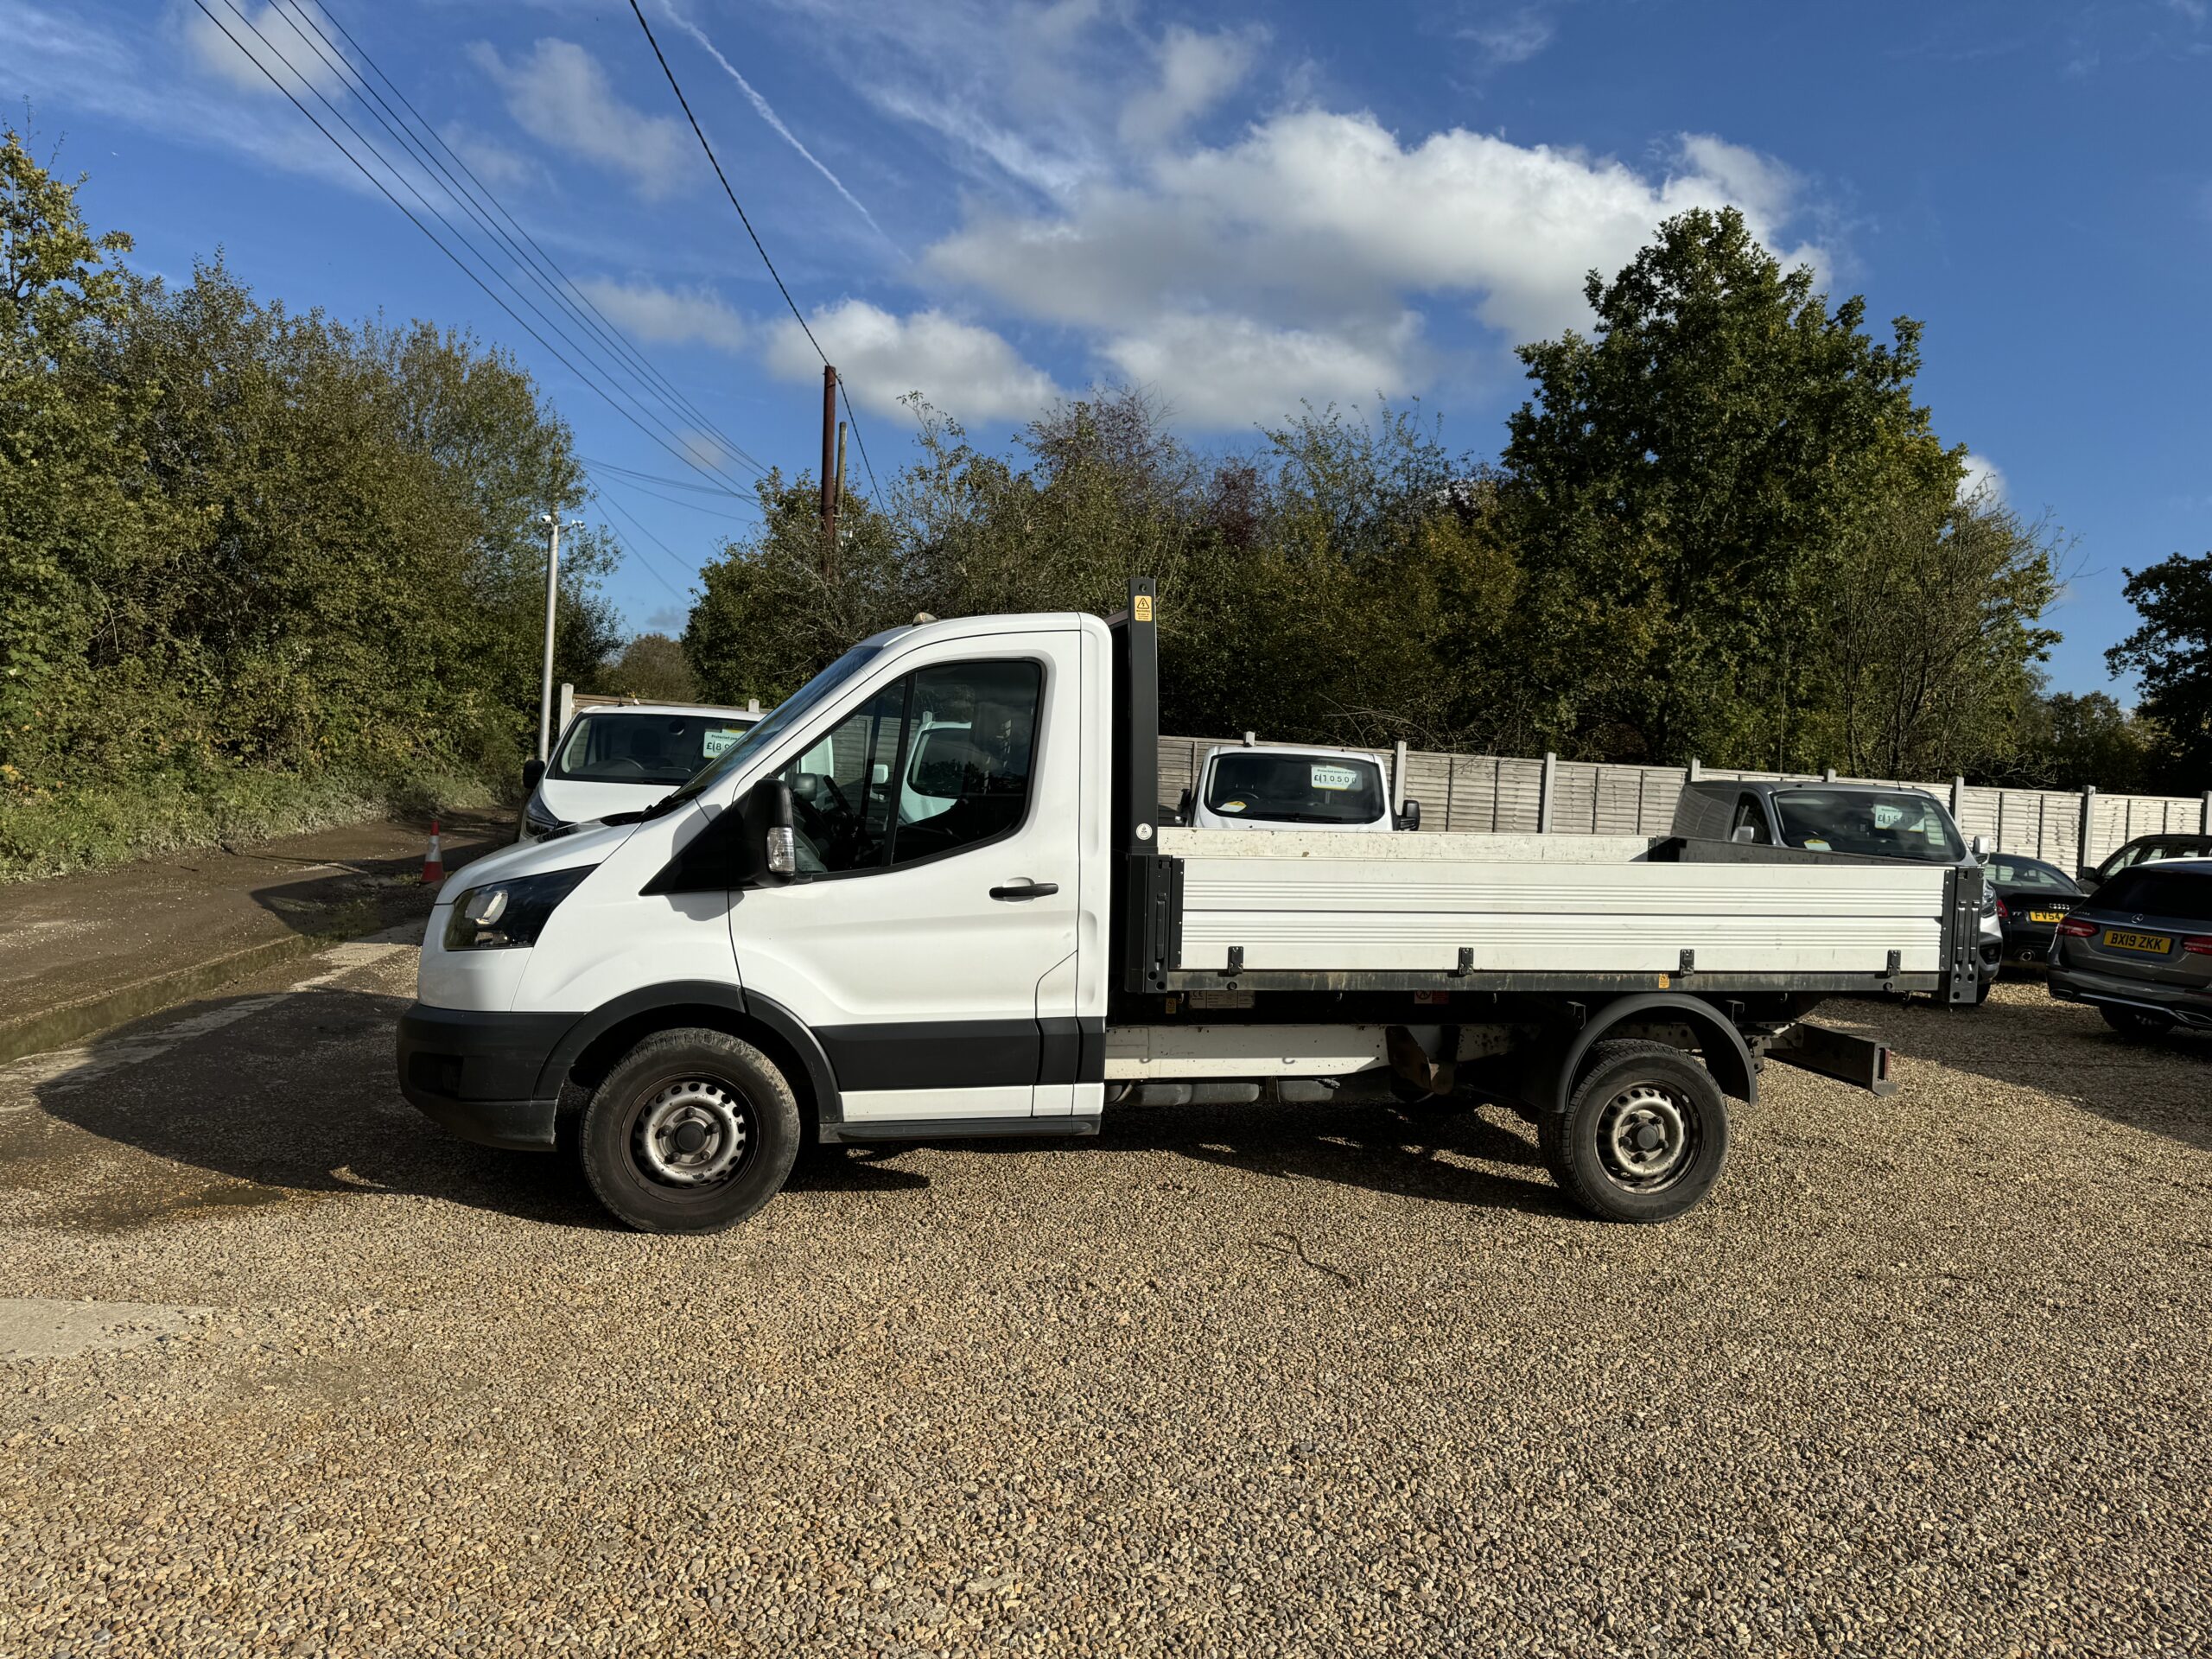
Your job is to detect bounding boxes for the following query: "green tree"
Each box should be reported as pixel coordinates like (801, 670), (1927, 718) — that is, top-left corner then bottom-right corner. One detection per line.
(0, 133), (621, 869)
(601, 632), (702, 702)
(0, 127), (163, 760)
(2107, 550), (2212, 789)
(1498, 206), (1958, 764)
(2006, 690), (2165, 791)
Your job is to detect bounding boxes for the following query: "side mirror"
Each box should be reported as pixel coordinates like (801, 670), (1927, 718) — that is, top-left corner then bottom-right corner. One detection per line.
(871, 762), (890, 786)
(1970, 835), (1993, 861)
(522, 758), (546, 792)
(1395, 799), (1421, 832)
(1175, 786), (1193, 824)
(2076, 867), (2100, 890)
(740, 779), (797, 886)
(1732, 824), (1757, 844)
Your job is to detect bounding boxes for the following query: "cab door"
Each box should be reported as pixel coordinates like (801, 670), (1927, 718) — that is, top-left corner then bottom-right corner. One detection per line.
(728, 628), (1084, 1125)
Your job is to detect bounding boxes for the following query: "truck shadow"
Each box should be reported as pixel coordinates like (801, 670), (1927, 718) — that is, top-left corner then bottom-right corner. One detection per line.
(1828, 989), (2212, 1155)
(938, 1098), (1567, 1218)
(11, 988), (611, 1232)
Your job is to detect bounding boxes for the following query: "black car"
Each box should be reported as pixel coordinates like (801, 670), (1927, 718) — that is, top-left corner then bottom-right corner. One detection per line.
(2076, 833), (2212, 895)
(2049, 858), (2212, 1037)
(1987, 854), (2084, 962)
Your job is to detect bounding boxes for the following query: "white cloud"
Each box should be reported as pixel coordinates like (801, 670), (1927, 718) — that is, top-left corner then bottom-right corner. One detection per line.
(1960, 451), (2007, 504)
(442, 123), (537, 192)
(577, 279), (747, 352)
(469, 38), (689, 200)
(181, 2), (343, 97)
(1463, 7), (1557, 67)
(1101, 312), (1421, 429)
(764, 301), (1061, 421)
(918, 111), (1823, 425)
(1119, 25), (1264, 148)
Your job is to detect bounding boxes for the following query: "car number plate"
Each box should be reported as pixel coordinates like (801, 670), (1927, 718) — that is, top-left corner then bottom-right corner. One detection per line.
(2027, 910), (2066, 923)
(2102, 928), (2171, 955)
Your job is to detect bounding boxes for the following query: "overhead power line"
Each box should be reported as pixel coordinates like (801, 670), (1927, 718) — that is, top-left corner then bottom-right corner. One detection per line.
(576, 454), (755, 499)
(192, 0), (762, 503)
(273, 0), (766, 485)
(623, 0), (885, 507)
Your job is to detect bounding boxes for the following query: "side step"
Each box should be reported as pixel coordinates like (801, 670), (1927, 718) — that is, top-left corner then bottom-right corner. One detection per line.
(824, 1116), (1103, 1144)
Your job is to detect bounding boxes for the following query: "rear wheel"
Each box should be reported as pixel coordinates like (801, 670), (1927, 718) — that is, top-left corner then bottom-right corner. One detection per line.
(577, 1028), (801, 1233)
(1540, 1040), (1730, 1223)
(2100, 1004), (2175, 1040)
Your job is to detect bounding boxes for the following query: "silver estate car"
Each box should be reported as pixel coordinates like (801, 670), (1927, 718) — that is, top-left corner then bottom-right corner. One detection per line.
(2048, 858), (2212, 1038)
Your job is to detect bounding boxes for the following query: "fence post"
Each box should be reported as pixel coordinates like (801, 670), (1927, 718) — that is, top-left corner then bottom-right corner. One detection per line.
(556, 682), (575, 744)
(1687, 757), (1701, 782)
(2202, 791), (2211, 836)
(1538, 751), (1557, 834)
(1950, 775), (1965, 822)
(1392, 740), (1408, 817)
(2079, 785), (2096, 873)
(1822, 767), (1838, 782)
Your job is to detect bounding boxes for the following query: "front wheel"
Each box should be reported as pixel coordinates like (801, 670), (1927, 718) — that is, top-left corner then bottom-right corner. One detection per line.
(577, 1028), (801, 1233)
(1539, 1040), (1730, 1223)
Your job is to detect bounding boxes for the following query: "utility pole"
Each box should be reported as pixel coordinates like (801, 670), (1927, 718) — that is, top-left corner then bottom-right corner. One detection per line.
(819, 364), (839, 581)
(537, 510), (584, 761)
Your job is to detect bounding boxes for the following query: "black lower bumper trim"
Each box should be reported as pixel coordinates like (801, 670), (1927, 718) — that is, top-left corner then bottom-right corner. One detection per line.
(397, 1003), (574, 1152)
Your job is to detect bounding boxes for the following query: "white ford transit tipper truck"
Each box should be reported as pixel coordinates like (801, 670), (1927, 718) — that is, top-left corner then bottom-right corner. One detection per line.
(398, 582), (1982, 1234)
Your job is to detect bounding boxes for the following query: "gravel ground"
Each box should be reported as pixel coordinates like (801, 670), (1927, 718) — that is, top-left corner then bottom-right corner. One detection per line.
(0, 949), (2207, 1657)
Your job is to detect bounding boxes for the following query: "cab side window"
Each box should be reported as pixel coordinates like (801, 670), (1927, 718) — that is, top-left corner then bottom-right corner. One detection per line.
(891, 661), (1041, 868)
(772, 659), (1041, 876)
(1730, 795), (1772, 845)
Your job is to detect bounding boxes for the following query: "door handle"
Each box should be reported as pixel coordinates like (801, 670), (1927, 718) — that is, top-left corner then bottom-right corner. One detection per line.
(989, 880), (1059, 900)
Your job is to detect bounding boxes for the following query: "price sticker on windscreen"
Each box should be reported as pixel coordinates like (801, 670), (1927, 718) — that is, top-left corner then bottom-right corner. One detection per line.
(701, 728), (742, 759)
(1310, 765), (1358, 791)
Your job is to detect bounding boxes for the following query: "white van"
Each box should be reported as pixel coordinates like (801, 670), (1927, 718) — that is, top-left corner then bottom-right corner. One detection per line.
(1179, 743), (1415, 832)
(520, 702), (762, 841)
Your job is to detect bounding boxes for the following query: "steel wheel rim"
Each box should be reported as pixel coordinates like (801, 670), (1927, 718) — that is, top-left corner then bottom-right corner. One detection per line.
(1595, 1081), (1699, 1191)
(632, 1077), (753, 1189)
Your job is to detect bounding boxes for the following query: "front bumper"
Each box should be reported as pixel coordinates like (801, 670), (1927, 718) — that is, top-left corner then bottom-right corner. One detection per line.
(2049, 966), (2212, 1030)
(397, 1003), (575, 1150)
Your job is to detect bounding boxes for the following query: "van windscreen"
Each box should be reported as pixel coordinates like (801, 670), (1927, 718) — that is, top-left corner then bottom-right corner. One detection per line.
(1205, 753), (1385, 825)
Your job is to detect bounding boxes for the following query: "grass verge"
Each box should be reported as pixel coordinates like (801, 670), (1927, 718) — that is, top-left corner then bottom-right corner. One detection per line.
(0, 760), (502, 882)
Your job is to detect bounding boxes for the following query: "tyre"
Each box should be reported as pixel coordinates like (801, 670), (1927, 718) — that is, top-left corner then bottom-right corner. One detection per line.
(2100, 1004), (2175, 1040)
(576, 1027), (802, 1234)
(1539, 1039), (1729, 1224)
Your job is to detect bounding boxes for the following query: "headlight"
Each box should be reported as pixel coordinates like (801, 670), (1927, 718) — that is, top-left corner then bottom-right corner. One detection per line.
(523, 799), (566, 839)
(444, 867), (591, 950)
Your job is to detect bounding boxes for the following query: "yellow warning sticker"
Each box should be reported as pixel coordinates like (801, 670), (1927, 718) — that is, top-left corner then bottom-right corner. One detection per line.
(1134, 594), (1154, 622)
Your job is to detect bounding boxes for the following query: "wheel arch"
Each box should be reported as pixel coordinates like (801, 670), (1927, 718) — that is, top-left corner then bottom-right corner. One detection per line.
(1526, 993), (1758, 1119)
(535, 982), (842, 1132)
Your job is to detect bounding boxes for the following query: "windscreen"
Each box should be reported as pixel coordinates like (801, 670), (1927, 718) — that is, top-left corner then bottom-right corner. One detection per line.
(1205, 753), (1386, 825)
(661, 645), (883, 808)
(1771, 790), (1964, 863)
(551, 711), (758, 788)
(2094, 867), (2212, 922)
(1991, 856), (2075, 892)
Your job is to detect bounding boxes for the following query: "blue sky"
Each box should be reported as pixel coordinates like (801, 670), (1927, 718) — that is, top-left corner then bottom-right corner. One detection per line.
(6, 0), (2207, 694)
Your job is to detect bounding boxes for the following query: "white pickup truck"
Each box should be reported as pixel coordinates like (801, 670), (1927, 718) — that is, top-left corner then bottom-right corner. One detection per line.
(398, 582), (1981, 1233)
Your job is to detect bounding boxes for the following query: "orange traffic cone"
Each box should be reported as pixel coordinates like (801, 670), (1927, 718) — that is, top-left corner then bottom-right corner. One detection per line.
(422, 818), (445, 886)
